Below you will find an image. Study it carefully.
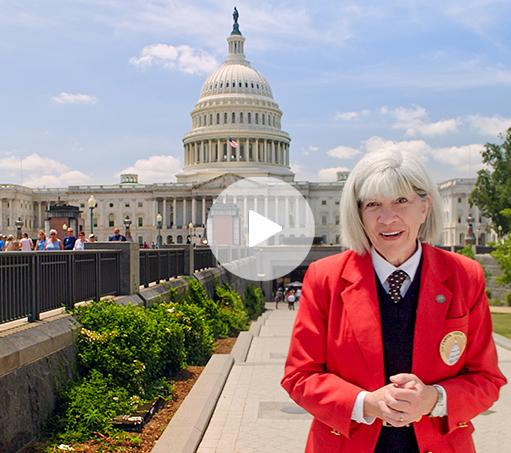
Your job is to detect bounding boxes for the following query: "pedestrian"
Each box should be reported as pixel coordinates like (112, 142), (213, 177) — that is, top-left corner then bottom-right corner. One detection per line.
(287, 289), (296, 311)
(108, 227), (126, 242)
(0, 234), (4, 251)
(20, 232), (33, 251)
(63, 227), (76, 250)
(73, 231), (87, 250)
(274, 289), (283, 310)
(34, 230), (47, 251)
(281, 149), (507, 453)
(45, 229), (63, 250)
(3, 234), (16, 251)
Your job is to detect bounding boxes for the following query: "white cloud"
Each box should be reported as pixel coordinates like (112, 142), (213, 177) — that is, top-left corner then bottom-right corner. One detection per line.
(335, 110), (369, 121)
(318, 166), (351, 181)
(51, 92), (98, 104)
(430, 144), (485, 173)
(0, 153), (91, 187)
(467, 114), (511, 137)
(130, 43), (219, 75)
(362, 136), (432, 158)
(119, 155), (181, 183)
(389, 105), (460, 137)
(327, 145), (361, 160)
(303, 146), (319, 156)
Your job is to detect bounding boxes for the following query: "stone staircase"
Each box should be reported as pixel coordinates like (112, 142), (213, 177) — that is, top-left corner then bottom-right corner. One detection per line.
(476, 254), (511, 303)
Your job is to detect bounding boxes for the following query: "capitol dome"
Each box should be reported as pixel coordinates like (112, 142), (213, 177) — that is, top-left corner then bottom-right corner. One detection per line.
(177, 9), (293, 183)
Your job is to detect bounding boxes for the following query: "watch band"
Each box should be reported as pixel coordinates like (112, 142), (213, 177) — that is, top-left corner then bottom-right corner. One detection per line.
(429, 384), (447, 417)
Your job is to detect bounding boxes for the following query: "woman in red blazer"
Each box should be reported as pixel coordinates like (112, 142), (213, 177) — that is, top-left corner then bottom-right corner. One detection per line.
(281, 149), (506, 453)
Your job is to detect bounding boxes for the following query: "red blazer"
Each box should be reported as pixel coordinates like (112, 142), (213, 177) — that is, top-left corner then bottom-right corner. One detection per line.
(281, 244), (507, 453)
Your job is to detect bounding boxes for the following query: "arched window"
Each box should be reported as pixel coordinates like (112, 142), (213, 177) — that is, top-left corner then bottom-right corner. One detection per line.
(262, 114), (265, 125)
(216, 113), (220, 124)
(224, 112), (228, 123)
(108, 213), (114, 227)
(198, 116), (201, 127)
(232, 112), (236, 123)
(177, 235), (183, 244)
(240, 112), (244, 123)
(209, 114), (213, 125)
(248, 112), (251, 124)
(255, 113), (259, 124)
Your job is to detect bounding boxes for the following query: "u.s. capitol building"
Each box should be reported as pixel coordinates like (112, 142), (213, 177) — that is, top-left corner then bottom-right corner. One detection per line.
(0, 15), (492, 247)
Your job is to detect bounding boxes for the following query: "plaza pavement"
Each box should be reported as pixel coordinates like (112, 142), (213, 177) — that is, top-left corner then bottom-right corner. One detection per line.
(197, 303), (511, 453)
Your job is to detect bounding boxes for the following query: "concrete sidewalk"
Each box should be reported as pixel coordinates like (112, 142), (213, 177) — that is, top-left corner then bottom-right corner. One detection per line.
(197, 304), (511, 453)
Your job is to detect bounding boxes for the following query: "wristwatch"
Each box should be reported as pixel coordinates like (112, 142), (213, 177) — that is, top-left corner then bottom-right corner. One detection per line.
(429, 384), (447, 417)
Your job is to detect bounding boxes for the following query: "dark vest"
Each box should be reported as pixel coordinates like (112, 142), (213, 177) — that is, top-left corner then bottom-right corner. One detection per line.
(374, 261), (422, 453)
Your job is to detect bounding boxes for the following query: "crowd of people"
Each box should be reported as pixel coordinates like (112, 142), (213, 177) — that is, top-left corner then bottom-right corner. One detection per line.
(274, 285), (302, 310)
(0, 226), (130, 252)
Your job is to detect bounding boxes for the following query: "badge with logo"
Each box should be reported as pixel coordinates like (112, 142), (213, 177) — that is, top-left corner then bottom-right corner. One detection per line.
(439, 331), (467, 366)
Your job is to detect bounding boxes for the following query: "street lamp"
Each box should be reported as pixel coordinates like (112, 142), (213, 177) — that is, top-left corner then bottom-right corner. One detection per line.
(188, 221), (194, 245)
(123, 215), (132, 241)
(87, 195), (97, 234)
(14, 218), (23, 239)
(156, 213), (163, 248)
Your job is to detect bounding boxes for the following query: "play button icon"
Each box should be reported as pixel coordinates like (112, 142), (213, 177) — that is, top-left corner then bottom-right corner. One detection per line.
(206, 176), (316, 281)
(248, 210), (282, 247)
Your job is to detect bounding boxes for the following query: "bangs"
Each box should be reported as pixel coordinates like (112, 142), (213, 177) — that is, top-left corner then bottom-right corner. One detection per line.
(357, 167), (418, 202)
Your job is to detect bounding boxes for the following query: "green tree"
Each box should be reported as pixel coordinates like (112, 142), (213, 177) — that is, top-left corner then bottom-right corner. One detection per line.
(469, 127), (511, 234)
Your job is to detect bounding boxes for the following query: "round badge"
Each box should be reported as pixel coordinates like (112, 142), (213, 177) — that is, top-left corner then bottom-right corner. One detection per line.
(439, 331), (467, 366)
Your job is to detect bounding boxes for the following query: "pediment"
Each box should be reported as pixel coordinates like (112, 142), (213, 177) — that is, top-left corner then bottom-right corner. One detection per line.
(192, 173), (244, 190)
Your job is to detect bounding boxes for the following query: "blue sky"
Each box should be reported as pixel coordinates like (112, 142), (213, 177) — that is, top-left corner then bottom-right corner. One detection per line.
(1, 0), (510, 187)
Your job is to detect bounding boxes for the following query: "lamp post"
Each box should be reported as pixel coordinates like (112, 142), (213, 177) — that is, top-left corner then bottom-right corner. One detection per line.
(465, 213), (476, 246)
(123, 216), (132, 241)
(14, 218), (23, 239)
(87, 195), (97, 234)
(188, 221), (194, 274)
(156, 213), (163, 248)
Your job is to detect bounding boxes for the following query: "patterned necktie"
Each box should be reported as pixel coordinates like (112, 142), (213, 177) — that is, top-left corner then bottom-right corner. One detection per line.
(387, 270), (409, 303)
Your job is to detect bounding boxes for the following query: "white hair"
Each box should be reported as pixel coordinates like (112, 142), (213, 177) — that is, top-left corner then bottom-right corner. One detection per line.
(340, 149), (442, 254)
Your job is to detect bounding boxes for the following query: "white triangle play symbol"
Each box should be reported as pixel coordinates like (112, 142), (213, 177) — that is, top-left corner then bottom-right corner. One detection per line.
(248, 210), (283, 247)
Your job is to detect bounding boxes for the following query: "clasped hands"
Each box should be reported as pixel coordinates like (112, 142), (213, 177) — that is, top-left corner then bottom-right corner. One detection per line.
(363, 373), (439, 427)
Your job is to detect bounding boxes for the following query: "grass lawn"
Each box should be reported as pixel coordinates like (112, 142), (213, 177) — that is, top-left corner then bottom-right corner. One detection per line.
(491, 313), (511, 339)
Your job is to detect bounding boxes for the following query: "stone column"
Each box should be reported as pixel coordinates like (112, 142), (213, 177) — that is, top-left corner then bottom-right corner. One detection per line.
(295, 197), (300, 228)
(285, 197), (290, 227)
(9, 199), (14, 229)
(254, 196), (258, 213)
(194, 142), (198, 163)
(272, 141), (276, 164)
(39, 202), (43, 228)
(0, 198), (3, 229)
(255, 139), (259, 162)
(236, 142), (240, 161)
(208, 139), (213, 162)
(183, 198), (187, 225)
(264, 140), (268, 163)
(162, 198), (167, 228)
(246, 138), (250, 161)
(227, 142), (231, 161)
(243, 197), (248, 220)
(201, 197), (206, 226)
(172, 198), (177, 227)
(191, 198), (197, 225)
(264, 196), (269, 217)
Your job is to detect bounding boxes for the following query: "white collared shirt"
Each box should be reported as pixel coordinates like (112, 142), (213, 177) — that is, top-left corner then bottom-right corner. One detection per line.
(371, 241), (422, 297)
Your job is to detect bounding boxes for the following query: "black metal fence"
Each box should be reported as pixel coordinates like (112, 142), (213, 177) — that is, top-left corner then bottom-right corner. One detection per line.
(139, 248), (186, 288)
(139, 246), (216, 288)
(0, 251), (121, 324)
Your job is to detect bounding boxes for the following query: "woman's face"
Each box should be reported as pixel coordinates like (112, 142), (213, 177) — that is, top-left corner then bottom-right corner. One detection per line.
(360, 193), (431, 266)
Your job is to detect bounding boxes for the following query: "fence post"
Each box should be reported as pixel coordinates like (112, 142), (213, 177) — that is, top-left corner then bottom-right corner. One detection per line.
(85, 242), (140, 295)
(28, 253), (40, 322)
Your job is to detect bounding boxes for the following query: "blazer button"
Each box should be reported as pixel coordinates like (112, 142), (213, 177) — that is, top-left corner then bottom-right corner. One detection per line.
(330, 429), (341, 436)
(457, 421), (469, 428)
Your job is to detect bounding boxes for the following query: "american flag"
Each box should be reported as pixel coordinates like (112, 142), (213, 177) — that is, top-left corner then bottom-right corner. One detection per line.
(228, 137), (239, 148)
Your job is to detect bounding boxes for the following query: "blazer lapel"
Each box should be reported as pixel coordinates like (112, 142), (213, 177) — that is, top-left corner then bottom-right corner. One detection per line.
(341, 252), (385, 388)
(412, 244), (453, 379)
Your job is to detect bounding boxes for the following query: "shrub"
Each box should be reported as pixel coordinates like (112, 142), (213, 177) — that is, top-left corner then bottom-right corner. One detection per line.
(456, 245), (475, 259)
(55, 370), (135, 442)
(492, 236), (511, 285)
(244, 285), (266, 320)
(184, 278), (228, 338)
(74, 300), (186, 396)
(152, 302), (214, 365)
(215, 284), (249, 335)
